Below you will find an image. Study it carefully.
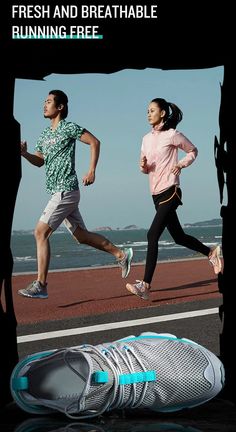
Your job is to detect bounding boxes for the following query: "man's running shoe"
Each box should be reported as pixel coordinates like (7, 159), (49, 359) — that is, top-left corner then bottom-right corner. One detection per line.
(118, 247), (133, 278)
(10, 331), (225, 419)
(18, 281), (48, 299)
(209, 245), (222, 275)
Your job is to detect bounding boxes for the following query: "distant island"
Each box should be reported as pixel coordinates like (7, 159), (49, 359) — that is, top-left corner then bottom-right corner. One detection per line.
(93, 224), (140, 231)
(184, 218), (222, 227)
(13, 219), (222, 233)
(92, 226), (112, 231)
(92, 219), (222, 231)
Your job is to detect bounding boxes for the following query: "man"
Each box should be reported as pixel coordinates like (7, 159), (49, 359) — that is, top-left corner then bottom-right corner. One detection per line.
(18, 90), (133, 299)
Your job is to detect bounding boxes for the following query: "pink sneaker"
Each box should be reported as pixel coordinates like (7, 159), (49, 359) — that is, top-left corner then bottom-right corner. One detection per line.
(209, 245), (222, 275)
(126, 280), (150, 300)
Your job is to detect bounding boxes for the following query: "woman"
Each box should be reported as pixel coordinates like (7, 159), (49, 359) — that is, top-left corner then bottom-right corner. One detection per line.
(126, 98), (221, 300)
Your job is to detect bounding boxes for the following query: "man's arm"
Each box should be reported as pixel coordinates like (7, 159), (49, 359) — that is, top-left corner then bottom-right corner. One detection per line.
(79, 130), (100, 186)
(21, 141), (44, 167)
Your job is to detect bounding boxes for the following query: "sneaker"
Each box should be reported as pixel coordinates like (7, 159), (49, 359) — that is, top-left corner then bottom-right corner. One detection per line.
(118, 247), (133, 278)
(18, 280), (48, 299)
(126, 280), (150, 300)
(10, 331), (225, 419)
(209, 245), (222, 275)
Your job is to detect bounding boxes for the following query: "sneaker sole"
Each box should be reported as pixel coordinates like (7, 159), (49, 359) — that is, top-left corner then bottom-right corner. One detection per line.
(18, 291), (48, 299)
(122, 248), (133, 278)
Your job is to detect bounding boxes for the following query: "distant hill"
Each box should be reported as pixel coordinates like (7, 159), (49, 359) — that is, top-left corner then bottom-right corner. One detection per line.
(13, 219), (222, 233)
(123, 225), (139, 230)
(184, 218), (222, 227)
(92, 226), (112, 231)
(93, 224), (140, 231)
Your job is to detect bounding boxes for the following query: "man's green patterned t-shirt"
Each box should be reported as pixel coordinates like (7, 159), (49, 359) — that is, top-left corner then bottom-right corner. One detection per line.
(35, 120), (84, 194)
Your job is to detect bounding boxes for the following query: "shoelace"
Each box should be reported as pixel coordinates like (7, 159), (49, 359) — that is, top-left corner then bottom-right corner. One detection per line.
(64, 343), (151, 419)
(134, 280), (149, 294)
(26, 281), (42, 294)
(134, 280), (144, 288)
(209, 256), (217, 265)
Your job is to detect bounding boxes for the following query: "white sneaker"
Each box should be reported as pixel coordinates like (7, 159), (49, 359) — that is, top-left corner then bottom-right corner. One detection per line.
(209, 245), (222, 275)
(18, 281), (48, 299)
(126, 280), (150, 300)
(10, 332), (225, 419)
(118, 247), (133, 278)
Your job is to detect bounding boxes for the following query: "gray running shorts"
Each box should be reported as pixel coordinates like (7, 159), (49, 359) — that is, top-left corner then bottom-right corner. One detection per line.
(39, 190), (86, 234)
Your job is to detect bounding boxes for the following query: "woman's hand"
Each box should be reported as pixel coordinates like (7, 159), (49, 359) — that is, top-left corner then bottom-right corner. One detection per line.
(140, 156), (147, 169)
(171, 165), (182, 176)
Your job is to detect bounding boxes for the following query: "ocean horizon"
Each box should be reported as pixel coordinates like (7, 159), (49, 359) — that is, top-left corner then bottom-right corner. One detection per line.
(11, 224), (222, 274)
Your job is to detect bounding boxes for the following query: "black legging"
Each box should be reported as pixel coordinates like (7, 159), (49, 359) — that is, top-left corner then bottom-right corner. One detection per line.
(143, 185), (210, 284)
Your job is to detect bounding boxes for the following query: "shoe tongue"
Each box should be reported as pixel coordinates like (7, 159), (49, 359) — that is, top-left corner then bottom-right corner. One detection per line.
(66, 350), (92, 381)
(28, 349), (92, 412)
(72, 348), (114, 416)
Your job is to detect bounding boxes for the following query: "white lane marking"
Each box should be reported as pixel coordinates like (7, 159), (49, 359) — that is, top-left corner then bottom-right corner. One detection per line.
(17, 307), (219, 344)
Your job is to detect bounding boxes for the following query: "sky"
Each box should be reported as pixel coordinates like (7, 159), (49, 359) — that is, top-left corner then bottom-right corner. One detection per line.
(13, 66), (224, 231)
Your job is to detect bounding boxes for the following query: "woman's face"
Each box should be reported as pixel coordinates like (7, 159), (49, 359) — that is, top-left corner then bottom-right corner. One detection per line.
(147, 102), (165, 127)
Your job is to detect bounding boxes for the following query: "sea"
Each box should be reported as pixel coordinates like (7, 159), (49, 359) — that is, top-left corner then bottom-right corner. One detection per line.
(11, 225), (222, 274)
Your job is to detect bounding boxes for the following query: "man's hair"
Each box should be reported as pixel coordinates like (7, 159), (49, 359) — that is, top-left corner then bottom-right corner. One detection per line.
(49, 89), (68, 118)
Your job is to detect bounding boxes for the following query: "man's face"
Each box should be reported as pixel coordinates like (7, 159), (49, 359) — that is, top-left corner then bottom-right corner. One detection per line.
(43, 94), (61, 119)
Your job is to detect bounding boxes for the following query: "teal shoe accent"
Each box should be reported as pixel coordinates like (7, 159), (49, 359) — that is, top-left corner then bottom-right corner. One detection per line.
(119, 370), (156, 385)
(92, 371), (109, 383)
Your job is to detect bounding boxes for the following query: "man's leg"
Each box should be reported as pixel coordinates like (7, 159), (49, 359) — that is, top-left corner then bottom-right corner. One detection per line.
(18, 221), (52, 299)
(63, 190), (133, 278)
(73, 225), (124, 260)
(72, 225), (133, 278)
(34, 221), (53, 285)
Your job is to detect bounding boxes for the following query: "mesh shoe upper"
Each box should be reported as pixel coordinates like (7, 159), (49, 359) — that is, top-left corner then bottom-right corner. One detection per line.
(18, 281), (48, 299)
(126, 280), (150, 300)
(118, 247), (133, 278)
(10, 332), (225, 419)
(209, 245), (222, 275)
